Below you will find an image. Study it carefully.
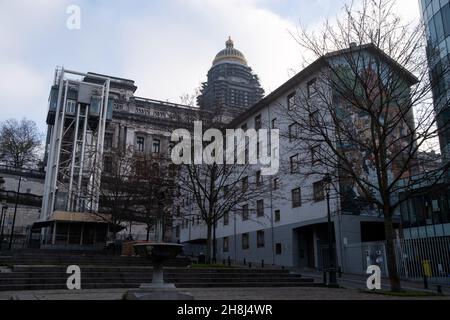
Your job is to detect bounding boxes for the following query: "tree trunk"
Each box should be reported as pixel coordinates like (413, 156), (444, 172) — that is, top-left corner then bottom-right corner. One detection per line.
(383, 206), (402, 292)
(212, 220), (217, 263)
(206, 223), (212, 264)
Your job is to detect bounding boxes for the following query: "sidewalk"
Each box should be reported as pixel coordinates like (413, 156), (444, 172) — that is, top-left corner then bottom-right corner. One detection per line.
(0, 286), (448, 300)
(292, 268), (450, 294)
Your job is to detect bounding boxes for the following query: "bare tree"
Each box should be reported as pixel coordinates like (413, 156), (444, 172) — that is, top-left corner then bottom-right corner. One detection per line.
(178, 160), (275, 263)
(282, 0), (450, 291)
(0, 118), (42, 168)
(133, 153), (177, 242)
(175, 107), (278, 263)
(96, 147), (138, 239)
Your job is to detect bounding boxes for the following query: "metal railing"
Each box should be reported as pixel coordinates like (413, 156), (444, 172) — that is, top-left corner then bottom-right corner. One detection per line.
(343, 236), (450, 286)
(394, 237), (450, 286)
(0, 164), (45, 180)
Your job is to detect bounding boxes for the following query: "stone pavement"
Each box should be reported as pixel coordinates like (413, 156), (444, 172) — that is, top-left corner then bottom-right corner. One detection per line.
(292, 268), (450, 295)
(0, 287), (448, 300)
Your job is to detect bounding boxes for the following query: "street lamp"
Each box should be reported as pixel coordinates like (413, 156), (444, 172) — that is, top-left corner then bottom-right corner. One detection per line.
(8, 177), (27, 250)
(323, 173), (337, 287)
(0, 203), (8, 249)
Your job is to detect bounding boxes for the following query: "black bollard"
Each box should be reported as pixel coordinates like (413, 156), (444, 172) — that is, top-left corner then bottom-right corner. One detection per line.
(227, 256), (231, 266)
(423, 276), (429, 289)
(244, 258), (246, 266)
(338, 266), (342, 278)
(249, 262), (252, 268)
(323, 270), (327, 284)
(437, 285), (443, 295)
(261, 259), (264, 269)
(223, 259), (225, 265)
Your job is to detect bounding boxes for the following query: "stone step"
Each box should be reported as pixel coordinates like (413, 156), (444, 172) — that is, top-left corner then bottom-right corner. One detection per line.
(0, 276), (312, 285)
(0, 281), (321, 291)
(0, 272), (302, 280)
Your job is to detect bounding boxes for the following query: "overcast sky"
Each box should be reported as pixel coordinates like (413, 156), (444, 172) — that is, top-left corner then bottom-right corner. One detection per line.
(0, 0), (421, 133)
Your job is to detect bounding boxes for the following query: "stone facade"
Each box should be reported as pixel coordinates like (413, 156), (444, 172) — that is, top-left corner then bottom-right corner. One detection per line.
(198, 38), (264, 123)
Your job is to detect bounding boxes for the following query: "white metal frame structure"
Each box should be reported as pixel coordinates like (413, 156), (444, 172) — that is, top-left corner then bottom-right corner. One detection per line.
(41, 68), (111, 222)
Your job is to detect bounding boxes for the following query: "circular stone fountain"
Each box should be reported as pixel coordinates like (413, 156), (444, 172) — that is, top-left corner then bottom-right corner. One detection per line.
(133, 242), (184, 289)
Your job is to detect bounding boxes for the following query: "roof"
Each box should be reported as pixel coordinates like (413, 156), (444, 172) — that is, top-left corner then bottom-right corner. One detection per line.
(212, 37), (248, 66)
(229, 43), (419, 127)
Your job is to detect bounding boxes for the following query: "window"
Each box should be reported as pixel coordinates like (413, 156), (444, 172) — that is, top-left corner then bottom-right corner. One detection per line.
(313, 181), (325, 202)
(276, 243), (282, 255)
(223, 211), (229, 226)
(135, 160), (144, 176)
(292, 188), (302, 208)
(309, 110), (319, 127)
(66, 99), (76, 114)
(271, 118), (277, 129)
(152, 139), (161, 154)
(287, 92), (296, 111)
(307, 78), (317, 98)
(257, 199), (264, 217)
(223, 185), (229, 197)
(241, 123), (248, 131)
(288, 123), (300, 142)
(256, 170), (262, 187)
(257, 230), (265, 248)
(273, 177), (280, 190)
(104, 156), (112, 173)
(242, 233), (249, 250)
(151, 163), (160, 176)
(136, 136), (145, 152)
(169, 164), (177, 177)
(242, 204), (249, 221)
(223, 237), (229, 252)
(275, 210), (281, 222)
(242, 176), (248, 192)
(311, 146), (320, 165)
(104, 133), (113, 150)
(290, 154), (300, 174)
(255, 115), (262, 130)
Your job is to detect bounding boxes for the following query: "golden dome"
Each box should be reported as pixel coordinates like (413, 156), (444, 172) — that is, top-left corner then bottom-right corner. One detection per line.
(212, 37), (248, 66)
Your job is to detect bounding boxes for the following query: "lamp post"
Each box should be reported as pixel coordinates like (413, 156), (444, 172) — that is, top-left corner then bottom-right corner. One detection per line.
(8, 177), (26, 250)
(323, 173), (337, 286)
(0, 204), (8, 249)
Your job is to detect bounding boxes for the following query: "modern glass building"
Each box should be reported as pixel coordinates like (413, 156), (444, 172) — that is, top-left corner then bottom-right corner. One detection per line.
(420, 0), (450, 157)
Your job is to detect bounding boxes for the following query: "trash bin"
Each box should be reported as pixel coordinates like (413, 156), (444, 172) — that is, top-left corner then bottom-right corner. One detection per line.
(198, 253), (206, 264)
(422, 260), (432, 277)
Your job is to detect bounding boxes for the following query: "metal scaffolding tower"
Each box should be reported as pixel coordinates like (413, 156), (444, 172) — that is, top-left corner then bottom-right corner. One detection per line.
(41, 68), (112, 221)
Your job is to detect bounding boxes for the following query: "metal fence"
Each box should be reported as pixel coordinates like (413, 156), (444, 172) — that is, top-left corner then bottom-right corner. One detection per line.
(394, 237), (450, 285)
(343, 236), (450, 286)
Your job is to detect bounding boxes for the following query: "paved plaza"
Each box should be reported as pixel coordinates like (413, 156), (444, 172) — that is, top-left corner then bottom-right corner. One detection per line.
(0, 286), (448, 300)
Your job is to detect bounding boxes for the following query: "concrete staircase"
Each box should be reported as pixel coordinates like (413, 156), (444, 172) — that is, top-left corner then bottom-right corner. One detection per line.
(0, 250), (320, 290)
(0, 250), (190, 268)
